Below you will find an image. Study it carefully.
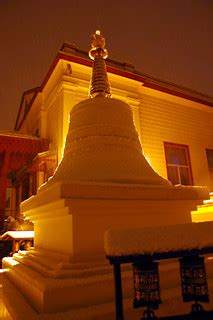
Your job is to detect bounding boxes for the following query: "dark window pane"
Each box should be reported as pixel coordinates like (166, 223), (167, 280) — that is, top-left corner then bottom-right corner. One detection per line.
(167, 166), (179, 185)
(206, 149), (213, 169)
(175, 148), (188, 165)
(179, 167), (190, 185)
(166, 146), (187, 165)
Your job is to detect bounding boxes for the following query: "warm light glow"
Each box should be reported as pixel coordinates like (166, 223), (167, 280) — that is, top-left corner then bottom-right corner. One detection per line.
(0, 268), (9, 273)
(2, 257), (19, 266)
(144, 155), (152, 167)
(191, 205), (213, 223)
(95, 30), (101, 35)
(207, 257), (213, 261)
(60, 136), (67, 162)
(2, 231), (34, 239)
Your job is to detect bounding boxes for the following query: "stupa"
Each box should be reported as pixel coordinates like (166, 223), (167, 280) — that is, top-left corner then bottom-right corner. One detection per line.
(3, 31), (208, 318)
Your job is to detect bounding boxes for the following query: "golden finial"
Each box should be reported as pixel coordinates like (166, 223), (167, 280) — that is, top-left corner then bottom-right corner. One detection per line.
(89, 30), (111, 98)
(89, 30), (108, 60)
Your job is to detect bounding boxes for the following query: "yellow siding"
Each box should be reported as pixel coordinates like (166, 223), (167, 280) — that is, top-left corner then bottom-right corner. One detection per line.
(46, 99), (60, 155)
(139, 93), (213, 189)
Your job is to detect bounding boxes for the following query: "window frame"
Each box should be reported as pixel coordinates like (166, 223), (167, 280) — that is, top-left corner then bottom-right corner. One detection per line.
(164, 142), (194, 186)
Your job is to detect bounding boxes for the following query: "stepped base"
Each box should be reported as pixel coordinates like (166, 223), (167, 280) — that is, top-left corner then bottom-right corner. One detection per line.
(2, 271), (116, 320)
(2, 251), (115, 313)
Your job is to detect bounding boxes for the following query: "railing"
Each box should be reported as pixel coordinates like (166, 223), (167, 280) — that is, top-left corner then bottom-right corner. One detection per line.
(107, 247), (213, 320)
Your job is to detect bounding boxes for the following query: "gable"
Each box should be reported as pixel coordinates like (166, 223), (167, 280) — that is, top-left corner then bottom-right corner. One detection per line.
(14, 87), (40, 131)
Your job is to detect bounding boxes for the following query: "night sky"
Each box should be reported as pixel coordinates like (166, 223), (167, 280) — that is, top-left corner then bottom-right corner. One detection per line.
(0, 0), (212, 130)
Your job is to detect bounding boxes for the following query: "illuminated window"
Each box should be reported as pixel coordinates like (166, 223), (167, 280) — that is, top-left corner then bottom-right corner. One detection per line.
(164, 142), (193, 186)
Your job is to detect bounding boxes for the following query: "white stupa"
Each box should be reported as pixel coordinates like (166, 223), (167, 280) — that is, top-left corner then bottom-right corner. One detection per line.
(2, 31), (209, 318)
(44, 30), (170, 187)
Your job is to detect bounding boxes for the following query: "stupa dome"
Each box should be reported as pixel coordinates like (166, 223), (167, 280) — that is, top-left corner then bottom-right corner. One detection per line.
(50, 95), (170, 185)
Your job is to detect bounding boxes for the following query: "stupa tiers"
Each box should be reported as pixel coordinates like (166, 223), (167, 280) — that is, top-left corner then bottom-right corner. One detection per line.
(3, 31), (209, 317)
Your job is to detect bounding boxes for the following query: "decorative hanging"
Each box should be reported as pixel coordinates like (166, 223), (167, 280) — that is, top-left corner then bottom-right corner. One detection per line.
(179, 255), (209, 303)
(133, 260), (161, 310)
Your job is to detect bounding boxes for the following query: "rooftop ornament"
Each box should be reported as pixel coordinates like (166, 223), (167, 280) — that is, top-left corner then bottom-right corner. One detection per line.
(89, 30), (111, 98)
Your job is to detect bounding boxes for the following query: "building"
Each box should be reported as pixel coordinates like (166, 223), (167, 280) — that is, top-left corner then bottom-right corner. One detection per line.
(0, 132), (48, 231)
(15, 42), (213, 190)
(0, 39), (213, 230)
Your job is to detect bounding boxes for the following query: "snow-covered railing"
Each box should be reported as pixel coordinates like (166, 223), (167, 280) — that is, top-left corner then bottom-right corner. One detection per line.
(105, 222), (213, 258)
(105, 222), (213, 320)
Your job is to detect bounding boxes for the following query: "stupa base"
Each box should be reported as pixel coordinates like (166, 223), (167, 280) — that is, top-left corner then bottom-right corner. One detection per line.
(3, 182), (209, 318)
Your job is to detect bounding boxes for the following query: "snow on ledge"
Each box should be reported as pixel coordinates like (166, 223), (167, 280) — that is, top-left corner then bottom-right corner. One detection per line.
(104, 222), (213, 256)
(1, 230), (34, 240)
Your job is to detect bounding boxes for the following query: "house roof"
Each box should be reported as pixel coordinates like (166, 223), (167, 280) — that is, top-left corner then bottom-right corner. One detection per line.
(0, 131), (48, 154)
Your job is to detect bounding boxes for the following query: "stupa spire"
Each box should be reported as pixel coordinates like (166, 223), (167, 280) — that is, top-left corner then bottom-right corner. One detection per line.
(89, 30), (111, 98)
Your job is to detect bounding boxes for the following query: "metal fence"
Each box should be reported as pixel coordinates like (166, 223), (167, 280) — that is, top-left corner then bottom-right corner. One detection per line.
(107, 247), (213, 320)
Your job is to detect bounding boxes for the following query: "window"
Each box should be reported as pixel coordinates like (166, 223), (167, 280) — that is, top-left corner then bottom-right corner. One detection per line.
(206, 149), (213, 189)
(206, 149), (213, 172)
(164, 142), (193, 186)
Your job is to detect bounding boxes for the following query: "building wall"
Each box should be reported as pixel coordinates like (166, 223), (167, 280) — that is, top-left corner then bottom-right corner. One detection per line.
(46, 98), (60, 153)
(138, 90), (213, 190)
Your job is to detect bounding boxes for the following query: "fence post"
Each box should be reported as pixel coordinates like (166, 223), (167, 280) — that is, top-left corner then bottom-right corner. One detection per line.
(113, 262), (124, 320)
